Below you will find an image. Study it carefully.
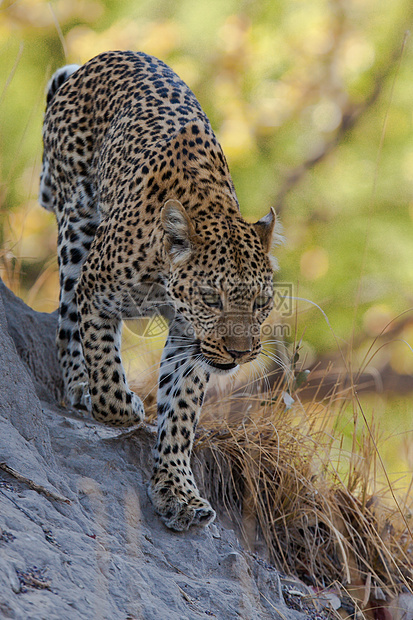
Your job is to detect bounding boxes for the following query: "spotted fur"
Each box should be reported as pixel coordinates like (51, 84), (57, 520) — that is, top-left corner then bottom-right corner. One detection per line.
(41, 50), (279, 531)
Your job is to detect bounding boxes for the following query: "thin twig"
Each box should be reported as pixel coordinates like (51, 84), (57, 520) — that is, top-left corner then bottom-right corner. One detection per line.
(0, 462), (71, 504)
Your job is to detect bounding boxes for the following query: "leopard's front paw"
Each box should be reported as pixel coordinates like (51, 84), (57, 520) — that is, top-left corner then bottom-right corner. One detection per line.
(91, 389), (145, 427)
(148, 476), (216, 531)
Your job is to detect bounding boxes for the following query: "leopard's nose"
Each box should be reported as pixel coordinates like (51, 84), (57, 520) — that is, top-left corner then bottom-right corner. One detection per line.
(226, 348), (252, 360)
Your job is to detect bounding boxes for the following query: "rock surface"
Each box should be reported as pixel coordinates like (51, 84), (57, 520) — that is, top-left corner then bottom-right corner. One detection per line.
(0, 281), (308, 620)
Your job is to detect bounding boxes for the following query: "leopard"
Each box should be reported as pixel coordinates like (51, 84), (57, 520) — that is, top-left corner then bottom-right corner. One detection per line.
(39, 50), (280, 532)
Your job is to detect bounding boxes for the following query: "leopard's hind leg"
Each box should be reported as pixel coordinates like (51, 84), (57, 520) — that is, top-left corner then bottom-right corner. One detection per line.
(55, 183), (100, 411)
(40, 64), (99, 411)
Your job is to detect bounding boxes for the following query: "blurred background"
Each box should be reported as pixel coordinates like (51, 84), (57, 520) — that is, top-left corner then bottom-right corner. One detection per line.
(1, 0), (413, 490)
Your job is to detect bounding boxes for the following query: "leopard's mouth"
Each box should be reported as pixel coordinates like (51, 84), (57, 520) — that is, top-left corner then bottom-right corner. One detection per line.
(201, 357), (237, 371)
(194, 342), (238, 373)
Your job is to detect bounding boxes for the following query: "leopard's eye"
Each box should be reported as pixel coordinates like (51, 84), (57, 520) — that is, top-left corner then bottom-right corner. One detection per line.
(202, 290), (222, 309)
(254, 294), (272, 310)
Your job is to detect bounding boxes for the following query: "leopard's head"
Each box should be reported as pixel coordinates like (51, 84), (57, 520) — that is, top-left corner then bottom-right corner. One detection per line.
(161, 199), (281, 373)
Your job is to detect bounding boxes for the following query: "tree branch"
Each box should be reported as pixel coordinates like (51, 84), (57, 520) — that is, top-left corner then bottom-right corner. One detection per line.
(275, 35), (409, 212)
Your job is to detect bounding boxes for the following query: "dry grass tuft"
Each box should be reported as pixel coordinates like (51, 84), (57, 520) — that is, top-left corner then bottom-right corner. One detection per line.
(186, 375), (413, 614)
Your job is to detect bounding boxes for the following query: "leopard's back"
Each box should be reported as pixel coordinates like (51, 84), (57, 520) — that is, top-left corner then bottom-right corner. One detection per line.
(41, 50), (212, 217)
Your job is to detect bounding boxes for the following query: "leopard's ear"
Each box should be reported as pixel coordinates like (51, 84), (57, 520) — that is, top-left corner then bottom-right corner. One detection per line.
(161, 199), (200, 263)
(253, 207), (283, 254)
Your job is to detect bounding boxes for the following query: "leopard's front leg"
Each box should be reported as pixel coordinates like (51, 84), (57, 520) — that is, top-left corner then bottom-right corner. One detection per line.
(76, 264), (144, 427)
(148, 319), (215, 531)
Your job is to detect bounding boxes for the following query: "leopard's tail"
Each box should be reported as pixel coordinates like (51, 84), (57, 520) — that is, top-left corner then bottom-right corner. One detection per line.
(39, 64), (81, 211)
(45, 64), (80, 108)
